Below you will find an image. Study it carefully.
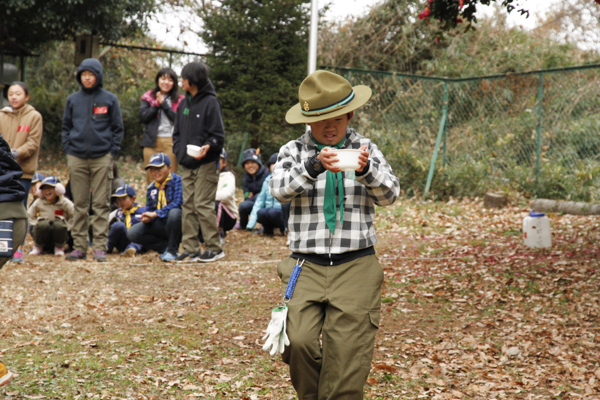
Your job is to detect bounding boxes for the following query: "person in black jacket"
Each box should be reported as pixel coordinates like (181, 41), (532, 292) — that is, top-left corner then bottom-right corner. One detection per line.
(236, 148), (269, 229)
(61, 58), (124, 262)
(139, 67), (185, 184)
(172, 61), (225, 263)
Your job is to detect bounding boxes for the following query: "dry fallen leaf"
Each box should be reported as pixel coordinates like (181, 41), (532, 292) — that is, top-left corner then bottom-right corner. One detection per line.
(366, 377), (378, 385)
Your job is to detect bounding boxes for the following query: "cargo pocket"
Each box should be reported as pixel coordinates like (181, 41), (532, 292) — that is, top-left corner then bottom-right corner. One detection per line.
(369, 309), (380, 329)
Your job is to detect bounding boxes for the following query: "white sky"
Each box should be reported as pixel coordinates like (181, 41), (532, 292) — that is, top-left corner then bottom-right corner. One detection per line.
(148, 0), (564, 55)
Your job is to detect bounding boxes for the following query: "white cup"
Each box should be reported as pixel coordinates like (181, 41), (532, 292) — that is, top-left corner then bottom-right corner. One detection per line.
(332, 149), (361, 171)
(187, 144), (201, 157)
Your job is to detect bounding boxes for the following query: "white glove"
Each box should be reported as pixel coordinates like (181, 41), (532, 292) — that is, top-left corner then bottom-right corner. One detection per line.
(278, 314), (290, 354)
(262, 306), (288, 355)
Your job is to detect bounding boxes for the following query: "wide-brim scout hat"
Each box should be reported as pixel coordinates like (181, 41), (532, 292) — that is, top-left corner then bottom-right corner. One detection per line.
(145, 153), (171, 170)
(286, 70), (372, 125)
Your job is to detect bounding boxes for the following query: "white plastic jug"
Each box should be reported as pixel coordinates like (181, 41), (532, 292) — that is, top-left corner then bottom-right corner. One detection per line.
(523, 210), (551, 248)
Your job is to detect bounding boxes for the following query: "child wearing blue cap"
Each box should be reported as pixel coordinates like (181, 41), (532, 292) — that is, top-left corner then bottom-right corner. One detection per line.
(107, 184), (145, 257)
(127, 153), (183, 262)
(27, 176), (75, 256)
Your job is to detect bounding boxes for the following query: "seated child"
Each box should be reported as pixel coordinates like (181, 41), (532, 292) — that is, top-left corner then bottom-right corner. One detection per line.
(198, 149), (238, 245)
(107, 184), (146, 257)
(237, 148), (269, 229)
(246, 153), (286, 236)
(27, 176), (74, 256)
(127, 153), (182, 262)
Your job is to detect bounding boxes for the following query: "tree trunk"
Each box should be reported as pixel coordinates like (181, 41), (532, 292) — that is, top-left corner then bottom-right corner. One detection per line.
(529, 199), (600, 216)
(484, 192), (508, 208)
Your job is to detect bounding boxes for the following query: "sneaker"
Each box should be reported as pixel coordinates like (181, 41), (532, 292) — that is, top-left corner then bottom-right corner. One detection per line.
(124, 247), (137, 257)
(29, 245), (43, 255)
(220, 236), (226, 246)
(66, 249), (87, 261)
(10, 250), (23, 263)
(175, 251), (199, 262)
(0, 361), (14, 387)
(54, 246), (65, 257)
(198, 249), (225, 263)
(93, 250), (107, 262)
(160, 252), (177, 262)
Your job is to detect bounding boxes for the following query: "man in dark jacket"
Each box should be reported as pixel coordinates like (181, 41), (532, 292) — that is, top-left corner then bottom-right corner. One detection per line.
(172, 61), (225, 263)
(61, 58), (124, 261)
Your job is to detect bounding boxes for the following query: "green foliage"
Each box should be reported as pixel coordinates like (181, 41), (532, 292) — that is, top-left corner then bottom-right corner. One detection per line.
(0, 0), (155, 50)
(23, 39), (167, 158)
(198, 0), (310, 160)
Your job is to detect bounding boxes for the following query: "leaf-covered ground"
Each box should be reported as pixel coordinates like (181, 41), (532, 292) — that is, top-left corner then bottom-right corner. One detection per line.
(2, 158), (600, 399)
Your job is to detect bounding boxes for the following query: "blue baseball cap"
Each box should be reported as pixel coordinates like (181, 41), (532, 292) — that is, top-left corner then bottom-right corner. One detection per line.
(32, 172), (45, 183)
(40, 176), (60, 187)
(145, 153), (171, 170)
(113, 184), (136, 198)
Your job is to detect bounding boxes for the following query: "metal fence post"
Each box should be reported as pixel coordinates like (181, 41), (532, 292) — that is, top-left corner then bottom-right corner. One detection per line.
(535, 73), (544, 188)
(424, 81), (449, 197)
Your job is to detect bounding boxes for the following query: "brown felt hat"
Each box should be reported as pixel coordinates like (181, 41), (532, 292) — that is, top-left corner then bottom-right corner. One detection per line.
(285, 70), (372, 125)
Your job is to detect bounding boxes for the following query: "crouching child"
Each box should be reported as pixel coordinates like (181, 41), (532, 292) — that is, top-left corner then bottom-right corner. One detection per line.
(127, 153), (182, 262)
(28, 176), (74, 256)
(107, 184), (145, 257)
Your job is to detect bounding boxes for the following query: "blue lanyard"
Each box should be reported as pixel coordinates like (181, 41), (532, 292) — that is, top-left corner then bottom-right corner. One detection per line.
(283, 259), (304, 304)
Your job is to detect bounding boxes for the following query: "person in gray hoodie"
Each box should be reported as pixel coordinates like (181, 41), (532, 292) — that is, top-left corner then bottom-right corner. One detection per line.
(61, 58), (124, 262)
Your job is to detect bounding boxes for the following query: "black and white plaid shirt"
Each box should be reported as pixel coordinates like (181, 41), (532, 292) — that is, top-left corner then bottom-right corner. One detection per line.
(270, 128), (400, 256)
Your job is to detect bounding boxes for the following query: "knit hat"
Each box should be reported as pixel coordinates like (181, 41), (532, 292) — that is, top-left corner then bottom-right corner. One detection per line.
(241, 148), (262, 166)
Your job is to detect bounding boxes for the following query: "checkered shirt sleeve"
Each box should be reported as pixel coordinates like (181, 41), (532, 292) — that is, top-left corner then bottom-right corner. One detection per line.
(145, 173), (183, 219)
(270, 129), (400, 255)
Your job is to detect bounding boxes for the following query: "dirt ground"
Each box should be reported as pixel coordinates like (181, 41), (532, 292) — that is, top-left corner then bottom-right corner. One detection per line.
(2, 162), (600, 399)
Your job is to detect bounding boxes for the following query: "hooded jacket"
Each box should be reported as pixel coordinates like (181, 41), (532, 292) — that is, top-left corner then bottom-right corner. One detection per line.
(0, 104), (43, 179)
(0, 133), (27, 203)
(61, 58), (124, 159)
(172, 79), (225, 169)
(0, 133), (27, 220)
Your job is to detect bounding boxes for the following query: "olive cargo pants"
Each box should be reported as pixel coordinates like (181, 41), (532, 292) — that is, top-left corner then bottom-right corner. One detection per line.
(277, 255), (383, 400)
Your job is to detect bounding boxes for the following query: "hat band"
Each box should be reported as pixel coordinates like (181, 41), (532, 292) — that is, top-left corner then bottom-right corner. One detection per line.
(301, 90), (355, 117)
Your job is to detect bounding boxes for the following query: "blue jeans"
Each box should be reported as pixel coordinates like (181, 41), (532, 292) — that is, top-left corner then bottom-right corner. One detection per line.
(107, 222), (142, 254)
(257, 208), (285, 235)
(127, 208), (182, 255)
(238, 196), (257, 228)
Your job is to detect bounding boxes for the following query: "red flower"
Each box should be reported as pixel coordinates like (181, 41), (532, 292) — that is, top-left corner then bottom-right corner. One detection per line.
(418, 7), (431, 19)
(459, 0), (464, 8)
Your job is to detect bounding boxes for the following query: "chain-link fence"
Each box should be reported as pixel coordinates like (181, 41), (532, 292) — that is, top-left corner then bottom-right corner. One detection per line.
(328, 65), (600, 202)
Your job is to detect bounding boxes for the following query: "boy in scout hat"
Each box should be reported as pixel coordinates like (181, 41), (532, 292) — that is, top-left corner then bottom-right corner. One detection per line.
(268, 70), (400, 399)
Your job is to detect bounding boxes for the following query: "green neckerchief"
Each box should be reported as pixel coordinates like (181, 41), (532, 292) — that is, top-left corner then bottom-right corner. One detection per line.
(311, 135), (346, 234)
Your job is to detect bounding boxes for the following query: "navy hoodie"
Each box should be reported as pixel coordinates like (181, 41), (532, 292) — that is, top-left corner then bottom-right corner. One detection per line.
(172, 79), (225, 169)
(0, 133), (26, 203)
(61, 59), (124, 159)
